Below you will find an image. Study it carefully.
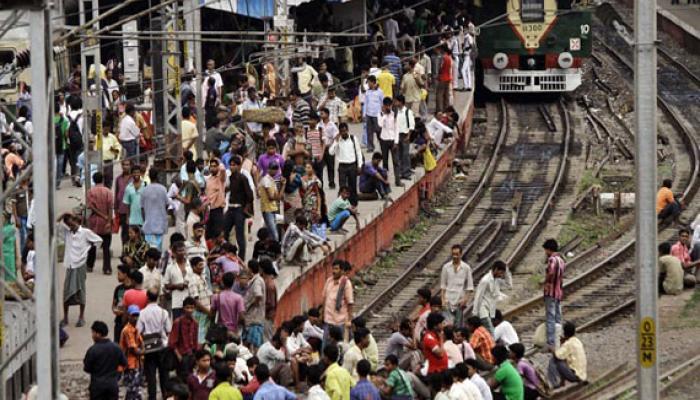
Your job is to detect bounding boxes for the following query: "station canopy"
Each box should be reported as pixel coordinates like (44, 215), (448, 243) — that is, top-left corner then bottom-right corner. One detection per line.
(203, 0), (351, 19)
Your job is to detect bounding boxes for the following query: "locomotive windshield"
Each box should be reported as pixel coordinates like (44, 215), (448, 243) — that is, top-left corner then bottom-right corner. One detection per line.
(521, 0), (545, 22)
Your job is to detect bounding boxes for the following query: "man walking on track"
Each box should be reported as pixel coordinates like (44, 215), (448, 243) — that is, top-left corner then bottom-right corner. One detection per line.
(543, 239), (566, 348)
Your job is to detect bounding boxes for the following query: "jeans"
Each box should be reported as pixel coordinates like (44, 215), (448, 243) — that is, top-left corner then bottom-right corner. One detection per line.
(224, 206), (247, 260)
(56, 153), (65, 186)
(361, 109), (368, 147)
(262, 211), (279, 242)
(337, 163), (358, 205)
(330, 210), (351, 231)
(365, 116), (380, 151)
(379, 139), (401, 185)
(360, 175), (391, 198)
(18, 216), (28, 252)
(545, 296), (562, 346)
(547, 356), (581, 388)
(323, 148), (336, 187)
(658, 200), (681, 220)
(144, 350), (169, 400)
(398, 133), (411, 177)
(121, 139), (138, 159)
(87, 233), (112, 273)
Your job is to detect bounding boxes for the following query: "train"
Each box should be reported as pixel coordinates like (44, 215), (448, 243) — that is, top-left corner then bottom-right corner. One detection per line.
(474, 0), (593, 93)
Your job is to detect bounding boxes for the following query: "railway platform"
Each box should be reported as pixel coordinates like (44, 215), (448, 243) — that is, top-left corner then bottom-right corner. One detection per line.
(274, 90), (475, 324)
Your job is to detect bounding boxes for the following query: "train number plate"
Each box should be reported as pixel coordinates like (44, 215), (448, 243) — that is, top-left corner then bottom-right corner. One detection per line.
(570, 38), (581, 51)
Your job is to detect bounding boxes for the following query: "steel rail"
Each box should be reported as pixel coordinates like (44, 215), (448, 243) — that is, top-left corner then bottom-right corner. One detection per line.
(356, 98), (510, 319)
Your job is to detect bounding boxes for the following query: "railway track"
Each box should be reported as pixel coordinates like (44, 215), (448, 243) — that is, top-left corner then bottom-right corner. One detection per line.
(505, 45), (700, 349)
(353, 99), (572, 357)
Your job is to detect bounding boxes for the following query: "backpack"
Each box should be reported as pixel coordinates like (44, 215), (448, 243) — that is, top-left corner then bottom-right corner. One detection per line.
(67, 112), (83, 152)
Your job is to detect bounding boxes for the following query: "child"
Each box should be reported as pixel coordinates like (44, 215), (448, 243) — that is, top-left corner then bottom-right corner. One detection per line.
(186, 349), (215, 400)
(120, 305), (144, 400)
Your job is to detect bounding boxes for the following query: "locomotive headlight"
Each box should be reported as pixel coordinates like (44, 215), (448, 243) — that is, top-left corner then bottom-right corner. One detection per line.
(493, 53), (508, 70)
(558, 52), (574, 69)
(527, 58), (536, 67)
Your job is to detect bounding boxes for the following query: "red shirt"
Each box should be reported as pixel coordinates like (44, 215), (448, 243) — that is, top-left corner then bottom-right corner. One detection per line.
(168, 315), (199, 356)
(422, 330), (448, 373)
(87, 184), (114, 235)
(240, 376), (261, 395)
(438, 54), (452, 82)
(123, 289), (148, 310)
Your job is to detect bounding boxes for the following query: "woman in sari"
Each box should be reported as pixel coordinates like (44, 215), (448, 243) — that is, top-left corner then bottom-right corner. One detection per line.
(121, 225), (150, 269)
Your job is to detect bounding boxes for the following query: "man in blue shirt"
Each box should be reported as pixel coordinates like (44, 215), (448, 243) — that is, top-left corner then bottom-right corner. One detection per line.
(382, 45), (403, 91)
(350, 359), (381, 400)
(363, 76), (384, 153)
(359, 152), (391, 201)
(253, 364), (297, 400)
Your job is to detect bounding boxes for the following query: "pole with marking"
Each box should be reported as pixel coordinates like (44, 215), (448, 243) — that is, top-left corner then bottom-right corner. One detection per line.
(634, 0), (659, 397)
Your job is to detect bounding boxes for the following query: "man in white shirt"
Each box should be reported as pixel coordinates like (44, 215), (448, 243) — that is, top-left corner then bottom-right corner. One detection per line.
(384, 15), (400, 49)
(318, 108), (339, 189)
(394, 95), (415, 181)
(119, 103), (141, 158)
(473, 261), (512, 337)
(465, 359), (493, 400)
(461, 31), (475, 91)
(303, 307), (325, 345)
(426, 114), (454, 147)
(329, 122), (363, 205)
(378, 97), (402, 187)
(136, 289), (172, 399)
(204, 59), (224, 102)
(493, 309), (520, 347)
(440, 244), (474, 328)
(161, 241), (194, 319)
(59, 213), (103, 327)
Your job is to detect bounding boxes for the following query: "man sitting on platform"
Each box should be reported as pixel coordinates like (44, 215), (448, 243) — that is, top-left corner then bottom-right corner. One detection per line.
(328, 186), (360, 233)
(358, 152), (393, 202)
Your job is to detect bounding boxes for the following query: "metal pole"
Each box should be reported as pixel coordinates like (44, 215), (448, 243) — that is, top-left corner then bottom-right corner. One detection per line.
(31, 7), (60, 399)
(91, 0), (103, 186)
(192, 0), (204, 158)
(634, 0), (659, 397)
(79, 0), (92, 197)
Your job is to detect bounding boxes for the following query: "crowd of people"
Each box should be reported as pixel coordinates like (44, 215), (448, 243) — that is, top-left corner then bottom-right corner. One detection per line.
(0, 1), (644, 399)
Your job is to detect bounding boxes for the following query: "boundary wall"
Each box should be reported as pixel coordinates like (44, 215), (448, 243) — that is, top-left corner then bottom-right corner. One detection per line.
(275, 96), (475, 325)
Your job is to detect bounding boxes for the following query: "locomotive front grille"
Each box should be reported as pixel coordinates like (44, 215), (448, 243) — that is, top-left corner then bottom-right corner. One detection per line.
(487, 70), (579, 93)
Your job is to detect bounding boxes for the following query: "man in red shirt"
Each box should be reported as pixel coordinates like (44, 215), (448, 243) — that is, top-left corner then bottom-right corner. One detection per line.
(123, 269), (148, 310)
(435, 44), (452, 113)
(169, 296), (199, 380)
(422, 312), (448, 375)
(86, 172), (114, 274)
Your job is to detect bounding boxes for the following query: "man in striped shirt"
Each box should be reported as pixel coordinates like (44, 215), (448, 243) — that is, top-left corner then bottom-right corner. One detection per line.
(290, 89), (311, 127)
(543, 238), (566, 348)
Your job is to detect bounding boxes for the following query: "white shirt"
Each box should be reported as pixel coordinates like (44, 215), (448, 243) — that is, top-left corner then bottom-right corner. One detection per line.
(426, 117), (453, 146)
(459, 379), (484, 400)
(473, 270), (512, 319)
(119, 114), (140, 141)
(494, 321), (519, 346)
(307, 385), (331, 400)
(162, 260), (194, 309)
(303, 320), (324, 341)
(136, 302), (172, 344)
(440, 261), (474, 309)
(257, 342), (287, 369)
(396, 106), (415, 134)
(319, 120), (339, 146)
(139, 265), (162, 292)
(384, 18), (400, 48)
(26, 250), (35, 275)
(329, 135), (363, 164)
(286, 332), (310, 354)
(471, 373), (492, 400)
(378, 110), (399, 144)
(205, 70), (224, 90)
(448, 380), (478, 400)
(60, 224), (102, 269)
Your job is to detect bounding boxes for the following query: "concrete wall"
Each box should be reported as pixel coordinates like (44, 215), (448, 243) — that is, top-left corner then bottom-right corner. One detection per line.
(275, 99), (475, 325)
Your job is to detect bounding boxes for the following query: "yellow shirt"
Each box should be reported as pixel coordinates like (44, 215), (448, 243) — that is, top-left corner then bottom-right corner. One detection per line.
(555, 336), (587, 381)
(181, 119), (199, 151)
(102, 133), (122, 161)
(209, 382), (242, 400)
(377, 70), (395, 99)
(325, 362), (354, 400)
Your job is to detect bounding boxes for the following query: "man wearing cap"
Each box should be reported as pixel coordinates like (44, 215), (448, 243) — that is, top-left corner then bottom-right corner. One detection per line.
(120, 305), (145, 399)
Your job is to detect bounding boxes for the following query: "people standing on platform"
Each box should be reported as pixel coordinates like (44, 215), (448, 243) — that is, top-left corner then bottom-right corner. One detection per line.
(329, 123), (363, 205)
(378, 97), (402, 188)
(86, 172), (113, 275)
(141, 168), (171, 251)
(363, 76), (384, 153)
(436, 45), (453, 113)
(83, 321), (127, 400)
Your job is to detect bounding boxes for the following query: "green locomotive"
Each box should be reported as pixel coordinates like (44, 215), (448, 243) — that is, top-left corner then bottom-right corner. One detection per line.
(474, 0), (592, 93)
